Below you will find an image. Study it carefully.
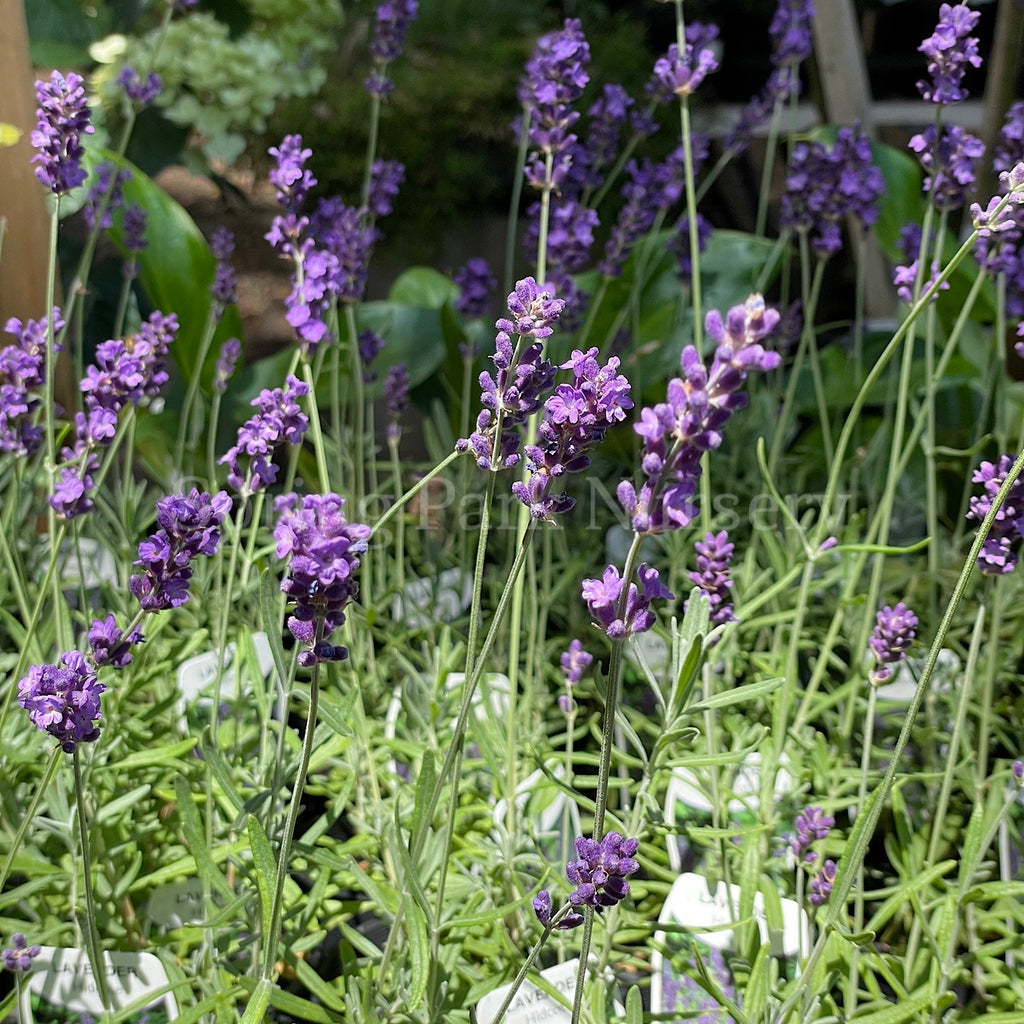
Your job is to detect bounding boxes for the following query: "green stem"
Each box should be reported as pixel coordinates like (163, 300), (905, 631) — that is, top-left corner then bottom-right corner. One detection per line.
(0, 746), (63, 892)
(74, 747), (111, 1011)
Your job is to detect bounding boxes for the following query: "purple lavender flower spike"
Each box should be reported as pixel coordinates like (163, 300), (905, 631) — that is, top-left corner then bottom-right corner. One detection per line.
(1013, 760), (1024, 785)
(18, 651), (106, 752)
(457, 277), (564, 471)
(909, 124), (984, 210)
(274, 493), (371, 667)
(268, 135), (316, 216)
(809, 858), (837, 905)
(582, 84), (634, 184)
(567, 831), (640, 909)
(994, 103), (1024, 175)
(2, 935), (41, 973)
(454, 258), (496, 319)
(384, 363), (410, 444)
(686, 530), (736, 626)
(966, 455), (1024, 574)
(31, 70), (93, 195)
(1, 309), (62, 456)
(770, 0), (815, 67)
(367, 160), (404, 219)
(220, 374), (310, 497)
(618, 295), (780, 535)
(868, 602), (918, 684)
(791, 806), (834, 865)
(513, 347), (632, 520)
(213, 337), (242, 394)
(561, 638), (593, 687)
(129, 489), (231, 612)
(88, 614), (144, 669)
(365, 0), (419, 96)
(649, 43), (718, 102)
(117, 67), (162, 107)
(209, 226), (237, 315)
(311, 198), (375, 305)
(917, 2), (982, 106)
(82, 162), (131, 231)
(582, 563), (673, 640)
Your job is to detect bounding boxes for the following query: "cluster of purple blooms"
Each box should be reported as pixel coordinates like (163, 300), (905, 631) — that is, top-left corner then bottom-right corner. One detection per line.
(558, 638), (592, 714)
(686, 530), (736, 627)
(53, 312), (177, 519)
(533, 831), (639, 930)
(209, 227), (238, 316)
(648, 41), (718, 102)
(265, 136), (395, 355)
(219, 375), (310, 498)
(2, 934), (41, 973)
(617, 294), (781, 536)
(780, 124), (884, 257)
(457, 277), (564, 471)
(725, 0), (815, 156)
(274, 493), (371, 667)
(130, 489), (232, 612)
(791, 806), (837, 906)
(31, 70), (93, 195)
(966, 455), (1024, 575)
(582, 563), (673, 641)
(916, 2), (982, 106)
(512, 346), (633, 520)
(1, 310), (60, 457)
(384, 363), (410, 444)
(19, 488), (229, 751)
(454, 258), (496, 320)
(868, 602), (918, 685)
(365, 0), (419, 97)
(909, 124), (985, 211)
(213, 337), (242, 394)
(892, 223), (950, 306)
(117, 66), (162, 107)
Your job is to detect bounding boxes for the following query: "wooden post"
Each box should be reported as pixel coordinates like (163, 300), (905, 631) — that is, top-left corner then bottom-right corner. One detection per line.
(0, 0), (59, 327)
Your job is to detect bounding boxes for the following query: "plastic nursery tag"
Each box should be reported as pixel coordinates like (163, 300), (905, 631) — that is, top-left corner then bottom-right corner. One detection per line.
(175, 630), (276, 732)
(476, 957), (622, 1024)
(392, 567), (473, 630)
(651, 873), (807, 1023)
(492, 761), (581, 867)
(21, 947), (178, 1023)
(146, 878), (205, 929)
(664, 753), (793, 873)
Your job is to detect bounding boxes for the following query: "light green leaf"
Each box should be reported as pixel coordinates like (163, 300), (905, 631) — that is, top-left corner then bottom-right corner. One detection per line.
(246, 815), (276, 944)
(685, 676), (783, 714)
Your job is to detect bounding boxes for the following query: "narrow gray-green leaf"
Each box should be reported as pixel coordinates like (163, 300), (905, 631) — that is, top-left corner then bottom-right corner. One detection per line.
(246, 814), (276, 944)
(684, 676), (783, 714)
(173, 774), (233, 900)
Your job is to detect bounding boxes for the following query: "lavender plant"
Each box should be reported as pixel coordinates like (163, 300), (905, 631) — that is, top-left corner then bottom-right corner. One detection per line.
(4, 3), (1024, 1024)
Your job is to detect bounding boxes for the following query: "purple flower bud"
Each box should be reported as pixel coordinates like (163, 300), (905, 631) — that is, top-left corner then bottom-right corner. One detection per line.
(809, 858), (837, 906)
(686, 530), (736, 626)
(582, 563), (672, 640)
(454, 258), (496, 319)
(213, 337), (242, 393)
(31, 70), (93, 195)
(18, 651), (105, 752)
(868, 603), (918, 684)
(2, 934), (41, 972)
(384, 363), (410, 444)
(966, 455), (1024, 575)
(117, 67), (162, 107)
(791, 805), (834, 865)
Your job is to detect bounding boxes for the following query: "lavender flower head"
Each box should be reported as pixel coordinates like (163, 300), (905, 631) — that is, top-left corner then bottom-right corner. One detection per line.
(129, 489), (231, 612)
(209, 226), (237, 315)
(2, 935), (41, 973)
(809, 858), (837, 906)
(966, 455), (1024, 574)
(769, 0), (815, 68)
(686, 530), (736, 626)
(268, 135), (316, 217)
(274, 493), (371, 667)
(366, 0), (419, 96)
(868, 602), (918, 685)
(117, 67), (162, 107)
(18, 651), (105, 753)
(560, 638), (592, 687)
(917, 3), (982, 106)
(384, 363), (410, 444)
(1, 309), (63, 456)
(909, 123), (984, 210)
(220, 374), (310, 497)
(454, 258), (496, 319)
(791, 805), (834, 865)
(994, 103), (1024, 176)
(513, 347), (632, 520)
(582, 563), (673, 640)
(213, 337), (242, 394)
(31, 70), (93, 195)
(88, 614), (143, 669)
(456, 278), (563, 470)
(649, 42), (718, 102)
(618, 295), (780, 535)
(82, 162), (131, 231)
(533, 832), (639, 930)
(367, 159), (405, 219)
